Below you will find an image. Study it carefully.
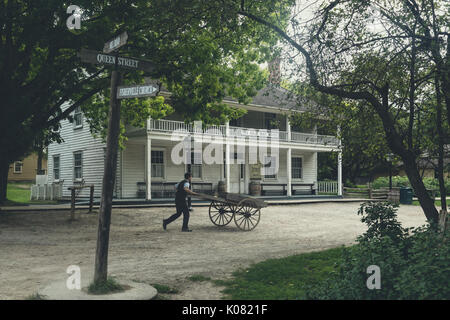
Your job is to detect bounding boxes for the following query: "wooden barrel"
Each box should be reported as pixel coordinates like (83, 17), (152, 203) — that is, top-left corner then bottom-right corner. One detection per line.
(249, 181), (261, 196)
(218, 181), (226, 193)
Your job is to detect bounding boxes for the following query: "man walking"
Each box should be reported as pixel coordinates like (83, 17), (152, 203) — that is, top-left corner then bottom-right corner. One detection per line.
(163, 173), (198, 232)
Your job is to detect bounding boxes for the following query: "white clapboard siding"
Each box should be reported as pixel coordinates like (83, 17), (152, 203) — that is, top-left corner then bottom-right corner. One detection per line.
(47, 103), (106, 199)
(121, 143), (145, 198)
(262, 150), (317, 184)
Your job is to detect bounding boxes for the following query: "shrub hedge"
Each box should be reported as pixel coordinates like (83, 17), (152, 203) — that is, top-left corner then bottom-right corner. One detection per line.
(371, 176), (450, 195)
(307, 201), (450, 300)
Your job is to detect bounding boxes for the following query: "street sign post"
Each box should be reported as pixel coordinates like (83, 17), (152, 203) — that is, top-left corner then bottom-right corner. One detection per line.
(103, 31), (128, 54)
(79, 48), (154, 73)
(117, 83), (158, 99)
(78, 33), (156, 284)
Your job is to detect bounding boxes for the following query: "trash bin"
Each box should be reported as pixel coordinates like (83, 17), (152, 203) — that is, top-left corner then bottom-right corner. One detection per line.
(400, 187), (413, 204)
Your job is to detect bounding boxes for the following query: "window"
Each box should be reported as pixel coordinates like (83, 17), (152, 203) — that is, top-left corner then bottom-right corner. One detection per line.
(264, 155), (277, 179)
(74, 107), (83, 128)
(151, 150), (164, 178)
(229, 118), (242, 127)
(14, 161), (23, 173)
(187, 151), (202, 179)
(264, 113), (277, 130)
(53, 156), (60, 180)
(74, 152), (83, 180)
(234, 152), (245, 180)
(292, 157), (302, 179)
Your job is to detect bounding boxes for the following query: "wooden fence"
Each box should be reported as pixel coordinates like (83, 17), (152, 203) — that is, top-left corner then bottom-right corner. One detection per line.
(68, 185), (95, 220)
(343, 187), (389, 200)
(30, 183), (63, 200)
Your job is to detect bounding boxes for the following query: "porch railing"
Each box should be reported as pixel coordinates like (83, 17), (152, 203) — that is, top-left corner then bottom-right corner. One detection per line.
(291, 132), (339, 146)
(148, 119), (339, 147)
(317, 181), (339, 195)
(148, 119), (226, 136)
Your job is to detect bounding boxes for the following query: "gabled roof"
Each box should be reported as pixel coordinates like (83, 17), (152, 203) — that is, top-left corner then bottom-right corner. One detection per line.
(150, 76), (317, 113)
(223, 84), (317, 113)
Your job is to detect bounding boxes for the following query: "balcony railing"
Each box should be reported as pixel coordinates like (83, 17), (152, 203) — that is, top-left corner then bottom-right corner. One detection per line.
(148, 119), (339, 147)
(291, 132), (339, 146)
(149, 119), (226, 136)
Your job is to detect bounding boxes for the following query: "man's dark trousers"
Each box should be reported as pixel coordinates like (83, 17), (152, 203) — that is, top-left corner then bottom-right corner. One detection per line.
(164, 198), (190, 230)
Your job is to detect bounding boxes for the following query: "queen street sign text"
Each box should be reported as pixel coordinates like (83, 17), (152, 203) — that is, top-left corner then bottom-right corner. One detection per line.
(79, 49), (154, 73)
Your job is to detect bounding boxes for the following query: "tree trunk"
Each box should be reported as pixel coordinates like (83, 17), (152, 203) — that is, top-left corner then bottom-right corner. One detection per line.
(37, 148), (43, 175)
(0, 162), (9, 204)
(435, 73), (448, 212)
(93, 70), (122, 284)
(402, 156), (439, 223)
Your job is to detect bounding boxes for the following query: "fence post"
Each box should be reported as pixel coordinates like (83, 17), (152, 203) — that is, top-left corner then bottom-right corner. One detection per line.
(89, 185), (94, 213)
(369, 188), (372, 199)
(70, 188), (76, 220)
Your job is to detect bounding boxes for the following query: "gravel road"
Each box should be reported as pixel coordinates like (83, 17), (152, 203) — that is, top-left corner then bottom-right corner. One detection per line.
(0, 202), (428, 299)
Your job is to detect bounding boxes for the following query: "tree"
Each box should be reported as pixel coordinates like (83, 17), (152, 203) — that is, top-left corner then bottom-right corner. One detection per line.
(0, 0), (282, 204)
(288, 85), (392, 183)
(236, 0), (449, 223)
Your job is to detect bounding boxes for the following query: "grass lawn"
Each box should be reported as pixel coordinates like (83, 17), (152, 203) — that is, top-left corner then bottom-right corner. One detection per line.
(5, 183), (58, 206)
(7, 183), (31, 203)
(411, 200), (443, 207)
(214, 246), (344, 300)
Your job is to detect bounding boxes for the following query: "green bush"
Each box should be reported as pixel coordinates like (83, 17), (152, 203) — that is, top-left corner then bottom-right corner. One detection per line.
(345, 179), (356, 188)
(371, 176), (410, 189)
(307, 201), (450, 300)
(357, 202), (410, 242)
(371, 176), (450, 196)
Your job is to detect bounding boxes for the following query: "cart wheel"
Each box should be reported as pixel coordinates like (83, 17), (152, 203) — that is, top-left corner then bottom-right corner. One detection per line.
(234, 198), (261, 231)
(209, 201), (234, 227)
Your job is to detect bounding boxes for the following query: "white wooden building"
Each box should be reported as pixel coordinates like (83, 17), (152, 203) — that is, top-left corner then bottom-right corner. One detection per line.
(47, 85), (343, 200)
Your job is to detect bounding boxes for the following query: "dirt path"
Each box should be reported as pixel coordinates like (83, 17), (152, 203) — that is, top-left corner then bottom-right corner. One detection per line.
(0, 203), (427, 300)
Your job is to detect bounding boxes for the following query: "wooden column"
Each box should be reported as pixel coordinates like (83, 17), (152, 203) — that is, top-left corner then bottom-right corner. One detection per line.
(286, 115), (291, 141)
(146, 134), (152, 200)
(225, 121), (231, 192)
(287, 148), (292, 197)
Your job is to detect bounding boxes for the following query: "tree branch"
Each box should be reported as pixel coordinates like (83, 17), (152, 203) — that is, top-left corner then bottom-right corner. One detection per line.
(45, 84), (108, 129)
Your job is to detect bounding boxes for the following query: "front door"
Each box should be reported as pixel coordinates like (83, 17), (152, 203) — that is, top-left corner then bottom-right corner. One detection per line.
(229, 163), (246, 194)
(229, 163), (240, 193)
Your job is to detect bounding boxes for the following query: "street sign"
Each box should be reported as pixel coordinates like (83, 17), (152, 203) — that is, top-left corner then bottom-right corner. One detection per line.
(117, 83), (158, 99)
(103, 31), (128, 53)
(78, 48), (154, 73)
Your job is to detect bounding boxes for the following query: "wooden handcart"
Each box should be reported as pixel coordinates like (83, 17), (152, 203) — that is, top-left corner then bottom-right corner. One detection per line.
(194, 192), (267, 231)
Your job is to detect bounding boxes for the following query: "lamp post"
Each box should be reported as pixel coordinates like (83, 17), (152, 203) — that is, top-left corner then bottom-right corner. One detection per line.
(386, 153), (394, 190)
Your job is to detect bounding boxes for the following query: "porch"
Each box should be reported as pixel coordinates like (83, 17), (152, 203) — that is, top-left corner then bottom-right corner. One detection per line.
(119, 117), (343, 200)
(133, 180), (339, 199)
